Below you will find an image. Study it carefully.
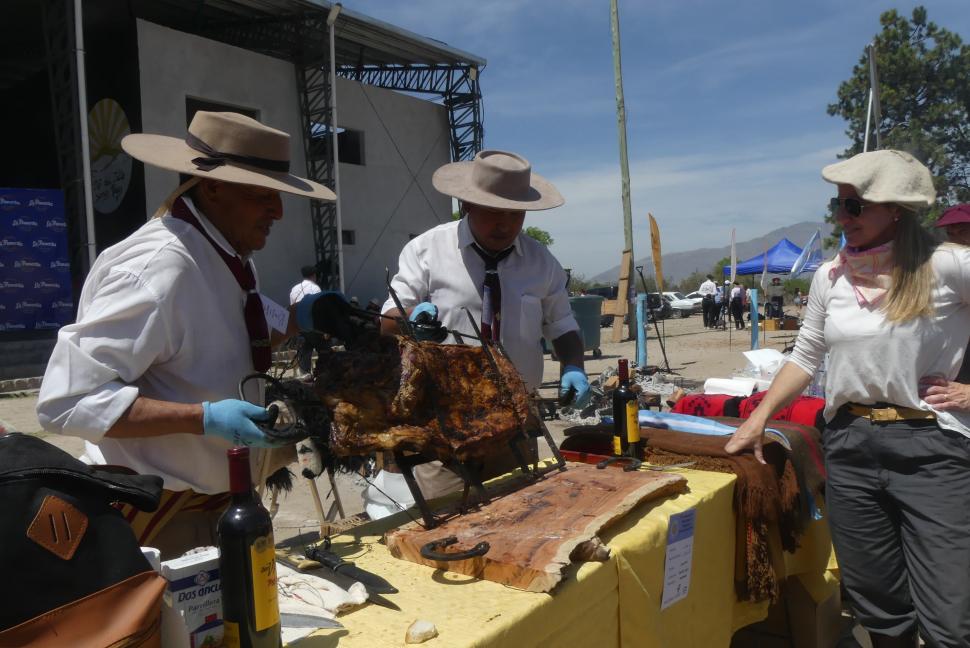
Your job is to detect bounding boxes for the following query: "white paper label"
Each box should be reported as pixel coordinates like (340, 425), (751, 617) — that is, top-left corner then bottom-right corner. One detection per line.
(260, 293), (289, 333)
(661, 508), (696, 610)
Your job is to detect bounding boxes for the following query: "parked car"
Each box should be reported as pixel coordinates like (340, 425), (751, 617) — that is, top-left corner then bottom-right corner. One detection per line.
(663, 291), (701, 317)
(682, 291), (706, 309)
(586, 286), (621, 327)
(644, 293), (673, 321)
(596, 289), (672, 326)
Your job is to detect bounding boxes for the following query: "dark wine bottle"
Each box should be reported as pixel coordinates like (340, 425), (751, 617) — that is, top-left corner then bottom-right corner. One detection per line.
(612, 359), (640, 459)
(218, 447), (281, 648)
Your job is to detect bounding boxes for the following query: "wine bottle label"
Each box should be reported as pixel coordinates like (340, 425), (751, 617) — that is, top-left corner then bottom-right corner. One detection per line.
(625, 401), (640, 443)
(223, 620), (240, 648)
(250, 534), (280, 631)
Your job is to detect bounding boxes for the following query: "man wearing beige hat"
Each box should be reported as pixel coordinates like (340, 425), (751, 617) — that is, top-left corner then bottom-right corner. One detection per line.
(37, 111), (336, 556)
(377, 150), (587, 499)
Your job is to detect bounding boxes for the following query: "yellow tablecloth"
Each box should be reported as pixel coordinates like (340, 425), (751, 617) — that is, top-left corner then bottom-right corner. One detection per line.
(292, 468), (837, 647)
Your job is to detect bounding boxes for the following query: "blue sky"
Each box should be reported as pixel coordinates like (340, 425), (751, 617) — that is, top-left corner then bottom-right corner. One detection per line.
(348, 0), (970, 277)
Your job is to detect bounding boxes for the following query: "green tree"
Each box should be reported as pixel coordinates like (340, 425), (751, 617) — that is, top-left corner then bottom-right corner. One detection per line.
(827, 6), (970, 242)
(783, 277), (811, 297)
(567, 273), (594, 294)
(633, 275), (657, 294)
(677, 270), (709, 293)
(712, 256), (732, 279)
(523, 226), (554, 247)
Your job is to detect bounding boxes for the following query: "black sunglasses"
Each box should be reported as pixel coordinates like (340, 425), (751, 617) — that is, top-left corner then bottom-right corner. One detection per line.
(830, 197), (866, 217)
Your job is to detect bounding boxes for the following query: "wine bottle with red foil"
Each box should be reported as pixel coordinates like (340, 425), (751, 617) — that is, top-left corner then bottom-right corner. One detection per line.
(612, 359), (641, 459)
(218, 447), (281, 648)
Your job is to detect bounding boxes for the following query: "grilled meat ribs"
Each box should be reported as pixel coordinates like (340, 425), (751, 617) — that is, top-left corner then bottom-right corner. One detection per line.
(312, 336), (534, 461)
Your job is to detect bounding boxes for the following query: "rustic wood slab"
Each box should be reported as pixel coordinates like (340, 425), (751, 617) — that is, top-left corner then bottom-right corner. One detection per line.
(385, 463), (688, 592)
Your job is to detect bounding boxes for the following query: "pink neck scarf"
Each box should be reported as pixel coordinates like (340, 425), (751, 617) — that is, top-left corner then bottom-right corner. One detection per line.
(829, 242), (894, 307)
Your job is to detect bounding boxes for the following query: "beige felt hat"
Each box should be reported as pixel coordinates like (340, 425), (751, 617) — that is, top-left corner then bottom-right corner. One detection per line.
(432, 150), (564, 211)
(821, 149), (935, 210)
(121, 111), (335, 201)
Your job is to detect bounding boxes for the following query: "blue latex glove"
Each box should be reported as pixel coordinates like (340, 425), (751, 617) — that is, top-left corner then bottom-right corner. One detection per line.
(560, 365), (592, 408)
(202, 399), (283, 448)
(408, 302), (448, 342)
(408, 302), (438, 322)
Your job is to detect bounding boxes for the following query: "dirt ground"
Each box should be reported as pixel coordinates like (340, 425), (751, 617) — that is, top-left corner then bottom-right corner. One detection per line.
(0, 309), (800, 543)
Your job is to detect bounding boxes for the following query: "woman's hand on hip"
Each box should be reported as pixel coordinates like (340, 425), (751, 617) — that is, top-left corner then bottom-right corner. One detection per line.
(919, 375), (970, 412)
(724, 415), (768, 464)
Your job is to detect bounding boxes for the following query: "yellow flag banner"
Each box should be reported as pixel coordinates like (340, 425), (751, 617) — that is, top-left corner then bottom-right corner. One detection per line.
(648, 213), (664, 295)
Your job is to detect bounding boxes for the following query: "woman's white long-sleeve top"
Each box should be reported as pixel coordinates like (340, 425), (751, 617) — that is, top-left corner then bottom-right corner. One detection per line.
(787, 244), (970, 436)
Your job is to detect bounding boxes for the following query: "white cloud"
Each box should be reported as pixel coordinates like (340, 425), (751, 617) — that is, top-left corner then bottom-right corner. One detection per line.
(532, 133), (845, 276)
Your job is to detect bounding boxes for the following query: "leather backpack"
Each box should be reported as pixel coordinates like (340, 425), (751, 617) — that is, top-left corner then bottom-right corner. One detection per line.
(0, 432), (167, 647)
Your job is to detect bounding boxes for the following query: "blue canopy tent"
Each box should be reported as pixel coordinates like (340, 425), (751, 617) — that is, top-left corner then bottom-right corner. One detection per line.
(722, 237), (821, 276)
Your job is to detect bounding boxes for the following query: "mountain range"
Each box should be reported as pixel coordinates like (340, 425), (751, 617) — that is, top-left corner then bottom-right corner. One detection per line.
(589, 221), (832, 286)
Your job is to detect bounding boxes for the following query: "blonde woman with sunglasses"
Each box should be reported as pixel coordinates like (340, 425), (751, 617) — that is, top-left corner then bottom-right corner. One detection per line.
(725, 150), (970, 648)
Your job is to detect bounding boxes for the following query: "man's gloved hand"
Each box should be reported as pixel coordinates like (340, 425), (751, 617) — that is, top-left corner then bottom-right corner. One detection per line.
(202, 399), (286, 448)
(296, 291), (355, 342)
(409, 302), (448, 343)
(560, 365), (592, 408)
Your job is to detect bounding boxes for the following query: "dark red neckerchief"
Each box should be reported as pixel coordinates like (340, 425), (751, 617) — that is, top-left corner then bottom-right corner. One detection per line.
(170, 197), (271, 371)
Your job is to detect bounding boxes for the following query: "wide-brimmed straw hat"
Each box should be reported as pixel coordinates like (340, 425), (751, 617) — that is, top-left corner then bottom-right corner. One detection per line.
(432, 150), (564, 211)
(821, 149), (934, 210)
(122, 111), (335, 201)
(934, 204), (970, 228)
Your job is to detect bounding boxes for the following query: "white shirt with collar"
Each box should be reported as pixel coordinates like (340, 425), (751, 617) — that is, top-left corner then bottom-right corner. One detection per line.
(382, 218), (579, 390)
(36, 196), (264, 493)
(289, 278), (321, 305)
(699, 279), (717, 296)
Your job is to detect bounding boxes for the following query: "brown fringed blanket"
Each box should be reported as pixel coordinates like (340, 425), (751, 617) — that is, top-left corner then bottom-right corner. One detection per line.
(641, 418), (825, 602)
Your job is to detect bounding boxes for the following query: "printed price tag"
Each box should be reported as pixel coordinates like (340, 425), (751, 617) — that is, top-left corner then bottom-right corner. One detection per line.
(261, 293), (289, 333)
(661, 507), (696, 610)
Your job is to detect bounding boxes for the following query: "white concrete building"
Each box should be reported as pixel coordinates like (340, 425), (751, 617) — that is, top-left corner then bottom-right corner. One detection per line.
(0, 0), (484, 376)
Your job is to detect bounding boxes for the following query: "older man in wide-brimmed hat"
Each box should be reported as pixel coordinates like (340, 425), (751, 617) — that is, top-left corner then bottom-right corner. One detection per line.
(37, 111), (336, 556)
(375, 150), (587, 502)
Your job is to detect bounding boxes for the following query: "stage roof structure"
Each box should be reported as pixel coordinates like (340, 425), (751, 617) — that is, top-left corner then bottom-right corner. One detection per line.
(39, 0), (484, 288)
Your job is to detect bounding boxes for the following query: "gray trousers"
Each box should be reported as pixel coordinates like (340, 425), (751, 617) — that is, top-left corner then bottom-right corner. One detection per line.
(824, 411), (970, 647)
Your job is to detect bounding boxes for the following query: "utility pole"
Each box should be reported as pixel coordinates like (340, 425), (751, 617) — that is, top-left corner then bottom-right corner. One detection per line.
(610, 0), (635, 337)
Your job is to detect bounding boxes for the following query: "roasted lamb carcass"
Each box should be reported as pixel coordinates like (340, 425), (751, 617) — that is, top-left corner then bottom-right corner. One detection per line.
(311, 336), (536, 463)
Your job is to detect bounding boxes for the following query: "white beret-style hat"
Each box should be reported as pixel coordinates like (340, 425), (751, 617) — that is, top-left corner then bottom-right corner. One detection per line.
(821, 149), (935, 210)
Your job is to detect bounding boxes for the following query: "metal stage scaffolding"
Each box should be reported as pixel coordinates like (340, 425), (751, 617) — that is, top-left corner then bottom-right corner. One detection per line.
(59, 0), (486, 289)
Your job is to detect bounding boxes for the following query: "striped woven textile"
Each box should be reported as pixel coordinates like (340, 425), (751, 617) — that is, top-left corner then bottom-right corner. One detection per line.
(115, 489), (231, 546)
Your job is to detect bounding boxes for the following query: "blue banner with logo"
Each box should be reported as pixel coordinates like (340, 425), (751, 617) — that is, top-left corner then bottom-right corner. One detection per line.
(0, 188), (73, 332)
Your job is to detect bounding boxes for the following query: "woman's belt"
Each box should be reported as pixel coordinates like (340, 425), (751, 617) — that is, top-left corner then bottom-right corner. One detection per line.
(845, 403), (936, 422)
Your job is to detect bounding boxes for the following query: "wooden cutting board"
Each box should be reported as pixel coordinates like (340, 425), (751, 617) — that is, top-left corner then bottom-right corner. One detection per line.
(385, 463), (688, 592)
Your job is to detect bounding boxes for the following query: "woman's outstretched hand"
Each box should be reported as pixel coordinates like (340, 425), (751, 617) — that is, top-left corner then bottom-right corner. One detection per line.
(724, 415), (768, 464)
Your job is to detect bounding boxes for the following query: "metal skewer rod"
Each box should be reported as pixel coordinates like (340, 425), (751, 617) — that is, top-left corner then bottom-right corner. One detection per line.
(463, 308), (567, 471)
(385, 268), (415, 338)
(345, 305), (483, 342)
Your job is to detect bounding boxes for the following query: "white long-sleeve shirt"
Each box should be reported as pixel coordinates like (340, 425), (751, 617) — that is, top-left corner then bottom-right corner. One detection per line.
(289, 279), (321, 306)
(699, 279), (717, 296)
(787, 244), (970, 436)
(382, 218), (579, 390)
(36, 197), (264, 493)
